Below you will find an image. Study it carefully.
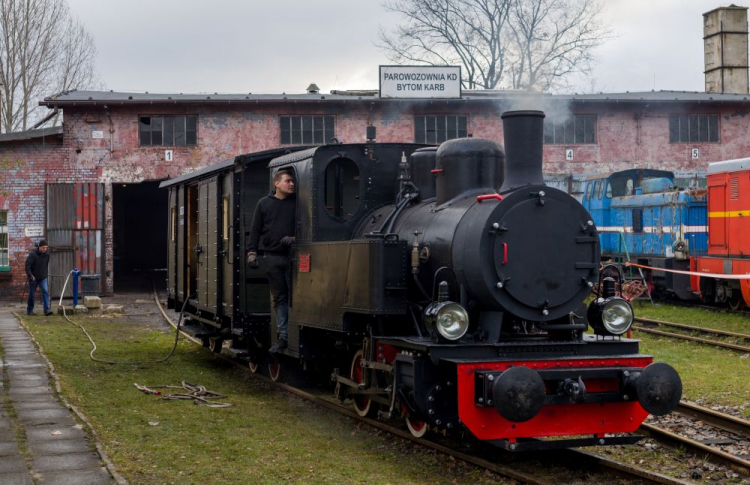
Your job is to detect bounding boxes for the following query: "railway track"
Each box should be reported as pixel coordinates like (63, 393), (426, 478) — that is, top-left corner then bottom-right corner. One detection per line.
(152, 293), (689, 484)
(633, 317), (750, 353)
(640, 400), (750, 474)
(655, 300), (750, 317)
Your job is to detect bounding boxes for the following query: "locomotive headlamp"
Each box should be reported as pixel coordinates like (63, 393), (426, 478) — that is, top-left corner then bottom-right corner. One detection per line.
(424, 301), (470, 341)
(587, 297), (633, 336)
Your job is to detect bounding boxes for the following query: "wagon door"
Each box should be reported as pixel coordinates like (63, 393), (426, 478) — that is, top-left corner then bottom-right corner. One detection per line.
(707, 179), (728, 255)
(196, 178), (219, 311)
(220, 173), (233, 317)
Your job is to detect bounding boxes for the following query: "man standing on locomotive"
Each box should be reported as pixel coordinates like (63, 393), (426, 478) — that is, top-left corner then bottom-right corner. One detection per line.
(247, 170), (296, 352)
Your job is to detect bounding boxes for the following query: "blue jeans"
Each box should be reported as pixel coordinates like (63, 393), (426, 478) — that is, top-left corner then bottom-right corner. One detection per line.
(27, 278), (50, 314)
(264, 255), (290, 340)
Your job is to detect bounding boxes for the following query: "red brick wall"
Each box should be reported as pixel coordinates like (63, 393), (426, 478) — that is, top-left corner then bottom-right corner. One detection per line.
(0, 135), (82, 298)
(2, 99), (749, 297)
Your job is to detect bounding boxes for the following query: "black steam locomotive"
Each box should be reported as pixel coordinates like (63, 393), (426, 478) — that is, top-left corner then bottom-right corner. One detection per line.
(161, 110), (681, 450)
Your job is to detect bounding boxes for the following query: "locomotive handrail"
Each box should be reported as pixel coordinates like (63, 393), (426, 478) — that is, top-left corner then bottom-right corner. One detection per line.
(476, 194), (503, 202)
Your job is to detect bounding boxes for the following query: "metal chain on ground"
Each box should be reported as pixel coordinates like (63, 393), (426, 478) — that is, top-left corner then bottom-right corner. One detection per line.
(133, 381), (232, 408)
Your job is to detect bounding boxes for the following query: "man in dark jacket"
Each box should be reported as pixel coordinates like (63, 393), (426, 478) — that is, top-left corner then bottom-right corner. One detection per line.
(247, 170), (296, 352)
(26, 240), (52, 316)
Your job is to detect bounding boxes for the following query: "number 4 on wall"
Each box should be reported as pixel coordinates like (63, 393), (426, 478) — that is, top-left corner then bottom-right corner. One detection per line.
(566, 149), (574, 161)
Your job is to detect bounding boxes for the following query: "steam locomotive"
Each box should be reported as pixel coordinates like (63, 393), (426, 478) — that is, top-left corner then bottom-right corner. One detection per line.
(161, 110), (682, 450)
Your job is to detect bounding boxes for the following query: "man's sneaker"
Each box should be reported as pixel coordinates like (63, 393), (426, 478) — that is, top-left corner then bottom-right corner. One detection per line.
(269, 338), (288, 353)
(44, 311), (54, 316)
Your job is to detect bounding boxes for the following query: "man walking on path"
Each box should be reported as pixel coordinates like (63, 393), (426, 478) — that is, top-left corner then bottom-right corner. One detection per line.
(25, 239), (52, 316)
(246, 170), (296, 352)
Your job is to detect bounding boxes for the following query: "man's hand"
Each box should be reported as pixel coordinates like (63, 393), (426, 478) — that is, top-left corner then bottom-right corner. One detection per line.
(247, 252), (258, 268)
(281, 236), (296, 248)
(29, 276), (35, 282)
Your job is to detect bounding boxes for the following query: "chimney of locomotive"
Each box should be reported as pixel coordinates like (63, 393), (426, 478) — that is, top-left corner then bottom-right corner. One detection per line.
(434, 138), (505, 205)
(500, 110), (545, 192)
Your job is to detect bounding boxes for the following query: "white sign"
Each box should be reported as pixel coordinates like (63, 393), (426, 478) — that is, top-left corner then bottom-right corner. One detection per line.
(92, 131), (104, 139)
(165, 150), (174, 162)
(566, 149), (574, 161)
(25, 226), (44, 237)
(380, 66), (461, 99)
(691, 148), (699, 159)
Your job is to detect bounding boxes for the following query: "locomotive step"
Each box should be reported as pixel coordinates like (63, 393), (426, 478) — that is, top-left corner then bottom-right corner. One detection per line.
(226, 348), (250, 359)
(178, 324), (219, 339)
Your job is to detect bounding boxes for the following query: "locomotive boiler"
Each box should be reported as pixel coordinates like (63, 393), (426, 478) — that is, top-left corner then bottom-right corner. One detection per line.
(162, 110), (682, 450)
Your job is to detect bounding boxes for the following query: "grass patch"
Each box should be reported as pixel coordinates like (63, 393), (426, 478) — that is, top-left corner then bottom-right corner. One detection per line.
(21, 314), (508, 485)
(633, 300), (750, 335)
(631, 301), (749, 415)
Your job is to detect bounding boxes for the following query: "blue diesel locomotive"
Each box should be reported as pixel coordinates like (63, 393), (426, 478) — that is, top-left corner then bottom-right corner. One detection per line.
(581, 169), (708, 300)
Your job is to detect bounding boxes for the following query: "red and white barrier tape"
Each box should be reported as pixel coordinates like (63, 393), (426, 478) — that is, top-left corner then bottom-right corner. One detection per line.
(623, 262), (750, 280)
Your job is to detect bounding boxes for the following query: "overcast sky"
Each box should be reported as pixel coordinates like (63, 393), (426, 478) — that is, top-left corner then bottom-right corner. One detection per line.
(65, 0), (748, 95)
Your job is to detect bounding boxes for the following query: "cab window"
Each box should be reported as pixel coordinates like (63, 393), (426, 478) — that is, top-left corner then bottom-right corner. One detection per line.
(595, 180), (605, 199)
(324, 157), (360, 221)
(593, 180), (601, 199)
(585, 182), (594, 200)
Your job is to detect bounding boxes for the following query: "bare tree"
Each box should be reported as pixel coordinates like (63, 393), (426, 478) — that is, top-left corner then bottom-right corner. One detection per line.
(0, 0), (101, 133)
(506, 0), (610, 92)
(379, 0), (610, 92)
(379, 0), (513, 89)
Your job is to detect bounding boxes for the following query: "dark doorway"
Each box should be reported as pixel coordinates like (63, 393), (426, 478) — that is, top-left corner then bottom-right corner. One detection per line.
(113, 182), (168, 292)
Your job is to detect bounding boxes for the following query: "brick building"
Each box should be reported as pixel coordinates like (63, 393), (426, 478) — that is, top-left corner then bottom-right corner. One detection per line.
(0, 88), (748, 298)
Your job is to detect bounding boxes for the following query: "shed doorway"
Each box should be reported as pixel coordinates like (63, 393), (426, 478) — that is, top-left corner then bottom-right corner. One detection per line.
(113, 182), (168, 292)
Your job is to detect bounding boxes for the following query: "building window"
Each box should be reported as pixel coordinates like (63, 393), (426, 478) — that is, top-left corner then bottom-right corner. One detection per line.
(669, 114), (719, 143)
(0, 211), (8, 271)
(415, 115), (467, 144)
(280, 115), (334, 145)
(139, 115), (197, 146)
(544, 115), (596, 144)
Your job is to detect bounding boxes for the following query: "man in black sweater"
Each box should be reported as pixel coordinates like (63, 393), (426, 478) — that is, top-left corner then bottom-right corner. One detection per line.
(25, 239), (52, 316)
(247, 170), (296, 352)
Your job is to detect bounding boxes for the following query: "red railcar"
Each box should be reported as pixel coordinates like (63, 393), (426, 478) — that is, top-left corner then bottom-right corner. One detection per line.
(691, 158), (750, 309)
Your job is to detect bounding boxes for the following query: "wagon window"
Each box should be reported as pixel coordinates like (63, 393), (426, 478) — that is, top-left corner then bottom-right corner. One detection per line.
(324, 158), (360, 222)
(0, 210), (8, 271)
(222, 197), (230, 241)
(585, 182), (594, 200)
(592, 180), (601, 199)
(170, 207), (176, 241)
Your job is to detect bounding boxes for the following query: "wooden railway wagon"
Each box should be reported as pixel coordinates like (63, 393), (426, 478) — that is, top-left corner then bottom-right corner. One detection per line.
(160, 142), (425, 353)
(691, 158), (750, 309)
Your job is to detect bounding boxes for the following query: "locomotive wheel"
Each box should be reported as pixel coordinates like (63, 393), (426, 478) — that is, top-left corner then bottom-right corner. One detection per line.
(728, 292), (746, 312)
(268, 360), (281, 382)
(406, 415), (428, 438)
(201, 337), (210, 348)
(350, 350), (375, 417)
(208, 338), (223, 353)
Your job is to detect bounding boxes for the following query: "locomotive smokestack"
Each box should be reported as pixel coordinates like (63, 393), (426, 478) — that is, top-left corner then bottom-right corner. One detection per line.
(500, 110), (545, 192)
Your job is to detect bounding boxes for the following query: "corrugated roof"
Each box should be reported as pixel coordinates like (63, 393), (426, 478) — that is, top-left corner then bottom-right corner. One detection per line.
(40, 89), (750, 107)
(0, 126), (63, 142)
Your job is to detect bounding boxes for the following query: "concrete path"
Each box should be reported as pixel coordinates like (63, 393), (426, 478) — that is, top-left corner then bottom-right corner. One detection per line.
(0, 309), (115, 484)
